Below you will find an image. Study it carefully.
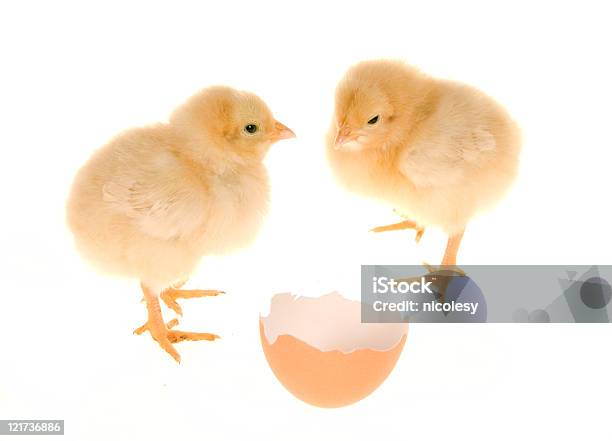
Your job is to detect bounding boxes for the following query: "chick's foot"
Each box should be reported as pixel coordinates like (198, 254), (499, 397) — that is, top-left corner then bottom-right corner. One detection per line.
(419, 261), (467, 303)
(370, 220), (425, 243)
(161, 287), (224, 316)
(134, 317), (179, 335)
(137, 284), (219, 363)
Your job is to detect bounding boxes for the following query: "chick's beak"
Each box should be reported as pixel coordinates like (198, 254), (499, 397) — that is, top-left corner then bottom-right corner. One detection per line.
(271, 121), (296, 141)
(334, 126), (353, 149)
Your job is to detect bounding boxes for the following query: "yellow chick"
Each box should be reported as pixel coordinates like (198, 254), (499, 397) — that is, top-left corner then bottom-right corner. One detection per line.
(327, 60), (521, 265)
(67, 86), (295, 362)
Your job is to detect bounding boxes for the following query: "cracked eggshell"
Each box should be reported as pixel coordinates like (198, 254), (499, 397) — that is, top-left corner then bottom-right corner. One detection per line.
(260, 292), (408, 408)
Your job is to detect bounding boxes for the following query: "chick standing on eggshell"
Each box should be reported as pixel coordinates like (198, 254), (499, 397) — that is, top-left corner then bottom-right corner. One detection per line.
(67, 86), (295, 362)
(327, 60), (521, 265)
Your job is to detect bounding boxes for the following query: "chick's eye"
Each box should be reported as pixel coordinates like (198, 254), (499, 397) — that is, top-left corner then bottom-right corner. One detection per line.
(244, 124), (258, 134)
(367, 115), (380, 125)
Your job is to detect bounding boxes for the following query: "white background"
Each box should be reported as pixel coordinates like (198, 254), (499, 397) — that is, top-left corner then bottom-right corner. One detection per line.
(1, 1), (611, 440)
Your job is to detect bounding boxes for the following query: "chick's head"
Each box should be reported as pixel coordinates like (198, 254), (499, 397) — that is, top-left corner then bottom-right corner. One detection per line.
(172, 86), (295, 161)
(331, 60), (431, 152)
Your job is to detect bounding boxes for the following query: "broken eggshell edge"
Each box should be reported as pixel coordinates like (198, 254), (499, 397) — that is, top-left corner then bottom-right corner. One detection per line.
(259, 292), (408, 408)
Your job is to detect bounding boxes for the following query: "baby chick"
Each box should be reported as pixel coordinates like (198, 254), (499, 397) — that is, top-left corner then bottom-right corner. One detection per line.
(327, 60), (521, 265)
(67, 86), (295, 362)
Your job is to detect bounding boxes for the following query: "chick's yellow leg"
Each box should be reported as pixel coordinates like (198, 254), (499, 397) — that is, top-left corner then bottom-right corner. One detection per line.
(135, 284), (219, 363)
(441, 229), (465, 266)
(370, 219), (425, 243)
(160, 286), (224, 316)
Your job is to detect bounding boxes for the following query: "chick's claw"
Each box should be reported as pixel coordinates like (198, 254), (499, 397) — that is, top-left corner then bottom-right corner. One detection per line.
(415, 228), (425, 243)
(160, 288), (225, 316)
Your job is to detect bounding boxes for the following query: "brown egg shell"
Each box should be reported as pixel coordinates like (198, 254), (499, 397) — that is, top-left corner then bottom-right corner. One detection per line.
(259, 314), (407, 408)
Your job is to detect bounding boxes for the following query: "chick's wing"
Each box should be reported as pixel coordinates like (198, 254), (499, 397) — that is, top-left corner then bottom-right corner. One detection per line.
(398, 123), (496, 188)
(102, 153), (208, 241)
